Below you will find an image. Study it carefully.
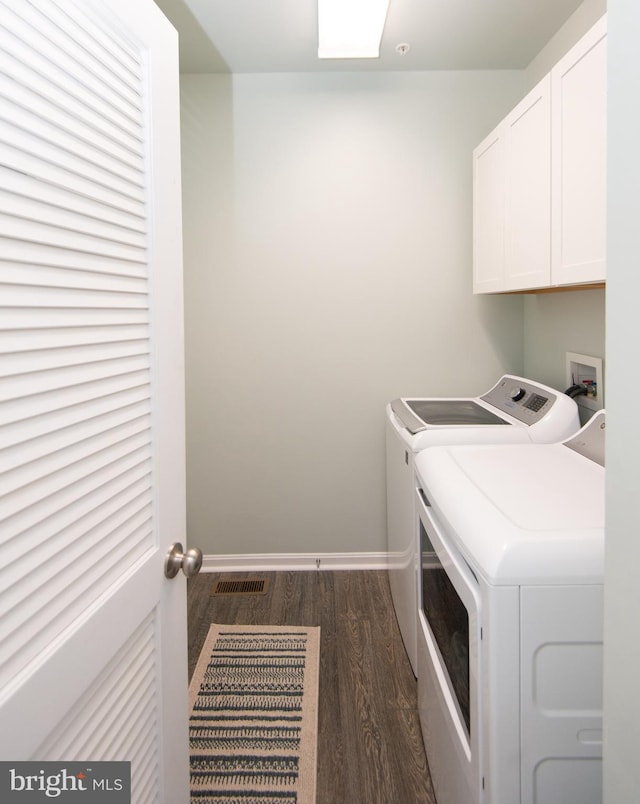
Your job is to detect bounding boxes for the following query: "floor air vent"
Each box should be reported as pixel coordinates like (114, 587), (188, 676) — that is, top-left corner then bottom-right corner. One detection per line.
(211, 578), (270, 596)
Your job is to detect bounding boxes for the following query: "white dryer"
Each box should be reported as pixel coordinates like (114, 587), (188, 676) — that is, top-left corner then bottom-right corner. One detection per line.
(413, 411), (605, 804)
(386, 375), (579, 675)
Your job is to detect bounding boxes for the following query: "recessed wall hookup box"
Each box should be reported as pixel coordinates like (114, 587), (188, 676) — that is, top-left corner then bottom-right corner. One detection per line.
(565, 352), (604, 412)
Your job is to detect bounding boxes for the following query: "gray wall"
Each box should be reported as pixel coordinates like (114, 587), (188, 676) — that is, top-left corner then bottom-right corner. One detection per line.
(523, 288), (605, 422)
(604, 1), (640, 799)
(180, 71), (525, 557)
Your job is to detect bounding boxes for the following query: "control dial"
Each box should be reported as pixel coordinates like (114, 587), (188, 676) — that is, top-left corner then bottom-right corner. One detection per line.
(510, 386), (526, 402)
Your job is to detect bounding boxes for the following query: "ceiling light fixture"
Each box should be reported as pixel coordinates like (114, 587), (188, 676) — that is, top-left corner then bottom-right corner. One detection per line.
(318, 0), (390, 59)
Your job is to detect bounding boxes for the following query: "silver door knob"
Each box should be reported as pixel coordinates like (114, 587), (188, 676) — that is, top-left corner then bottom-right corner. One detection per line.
(164, 542), (203, 579)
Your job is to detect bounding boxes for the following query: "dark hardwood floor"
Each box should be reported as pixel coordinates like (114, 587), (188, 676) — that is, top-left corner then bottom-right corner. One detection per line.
(187, 570), (437, 803)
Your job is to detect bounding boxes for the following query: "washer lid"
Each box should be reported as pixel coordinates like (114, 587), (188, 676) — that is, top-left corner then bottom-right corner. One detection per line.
(415, 439), (605, 586)
(392, 398), (510, 433)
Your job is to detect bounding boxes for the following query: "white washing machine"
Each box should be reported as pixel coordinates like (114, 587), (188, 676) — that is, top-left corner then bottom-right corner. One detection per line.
(386, 375), (580, 675)
(414, 411), (605, 804)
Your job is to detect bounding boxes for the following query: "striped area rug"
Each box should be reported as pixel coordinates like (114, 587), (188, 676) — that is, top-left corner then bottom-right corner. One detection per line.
(188, 623), (320, 803)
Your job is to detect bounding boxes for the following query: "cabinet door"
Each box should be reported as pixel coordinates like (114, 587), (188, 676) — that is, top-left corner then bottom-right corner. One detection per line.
(551, 17), (607, 286)
(473, 125), (505, 293)
(505, 76), (551, 291)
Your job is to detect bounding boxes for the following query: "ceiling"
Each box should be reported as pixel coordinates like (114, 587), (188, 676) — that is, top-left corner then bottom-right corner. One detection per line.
(153, 0), (585, 74)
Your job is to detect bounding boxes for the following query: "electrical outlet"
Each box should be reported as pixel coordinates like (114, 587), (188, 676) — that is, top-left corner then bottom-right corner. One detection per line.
(566, 352), (604, 412)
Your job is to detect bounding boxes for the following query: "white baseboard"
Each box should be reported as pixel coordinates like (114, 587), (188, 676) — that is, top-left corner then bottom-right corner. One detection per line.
(200, 552), (390, 572)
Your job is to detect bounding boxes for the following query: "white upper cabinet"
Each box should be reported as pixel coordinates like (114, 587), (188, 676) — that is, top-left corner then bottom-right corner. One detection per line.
(473, 16), (607, 294)
(551, 16), (607, 286)
(473, 126), (506, 293)
(473, 77), (551, 293)
(505, 76), (552, 291)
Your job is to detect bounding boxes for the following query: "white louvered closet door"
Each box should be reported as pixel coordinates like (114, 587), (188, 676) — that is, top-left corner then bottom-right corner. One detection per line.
(0, 1), (189, 801)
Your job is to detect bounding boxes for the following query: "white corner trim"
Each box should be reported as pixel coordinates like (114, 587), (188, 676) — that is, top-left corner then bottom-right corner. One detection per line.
(200, 552), (390, 572)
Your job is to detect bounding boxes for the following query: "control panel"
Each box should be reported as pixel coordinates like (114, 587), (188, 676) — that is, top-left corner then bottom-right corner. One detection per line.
(481, 376), (557, 425)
